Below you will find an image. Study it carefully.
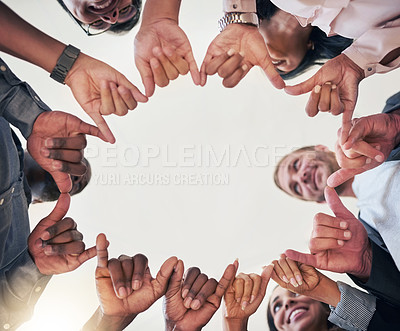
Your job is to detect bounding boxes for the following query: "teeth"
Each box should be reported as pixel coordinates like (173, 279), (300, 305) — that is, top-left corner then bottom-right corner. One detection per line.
(289, 308), (307, 322)
(92, 0), (113, 10)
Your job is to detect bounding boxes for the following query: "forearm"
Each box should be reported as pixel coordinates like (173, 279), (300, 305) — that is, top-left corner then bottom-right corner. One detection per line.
(223, 317), (249, 331)
(0, 2), (66, 73)
(83, 307), (136, 331)
(140, 0), (182, 25)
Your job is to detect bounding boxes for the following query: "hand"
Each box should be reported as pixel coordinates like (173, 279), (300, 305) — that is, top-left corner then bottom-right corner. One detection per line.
(201, 24), (285, 89)
(27, 110), (106, 193)
(285, 54), (365, 143)
(134, 18), (200, 97)
(65, 53), (148, 143)
(164, 260), (238, 331)
(285, 186), (372, 280)
(223, 265), (273, 331)
(95, 234), (177, 318)
(328, 112), (400, 187)
(271, 255), (340, 307)
(28, 193), (96, 275)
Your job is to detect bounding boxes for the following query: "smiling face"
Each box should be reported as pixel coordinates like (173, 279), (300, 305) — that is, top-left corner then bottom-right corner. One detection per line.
(269, 288), (329, 331)
(275, 146), (339, 202)
(61, 0), (138, 32)
(259, 9), (313, 74)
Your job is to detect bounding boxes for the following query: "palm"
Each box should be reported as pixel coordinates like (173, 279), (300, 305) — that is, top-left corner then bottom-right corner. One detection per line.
(224, 292), (260, 320)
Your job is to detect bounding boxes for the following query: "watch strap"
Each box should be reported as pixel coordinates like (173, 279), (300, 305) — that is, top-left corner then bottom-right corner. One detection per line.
(218, 12), (259, 32)
(50, 44), (80, 84)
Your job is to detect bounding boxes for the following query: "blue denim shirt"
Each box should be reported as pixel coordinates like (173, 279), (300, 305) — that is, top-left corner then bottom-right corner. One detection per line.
(0, 58), (52, 330)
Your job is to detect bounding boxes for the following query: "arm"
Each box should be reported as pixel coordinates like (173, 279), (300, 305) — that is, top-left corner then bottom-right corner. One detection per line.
(134, 0), (200, 97)
(0, 2), (147, 143)
(342, 18), (400, 78)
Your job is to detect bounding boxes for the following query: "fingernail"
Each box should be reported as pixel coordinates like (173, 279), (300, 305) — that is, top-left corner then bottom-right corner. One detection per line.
(242, 64), (248, 71)
(337, 240), (344, 246)
(241, 301), (248, 310)
(44, 246), (53, 255)
(41, 148), (50, 157)
(295, 275), (303, 286)
(132, 280), (140, 291)
(314, 85), (321, 93)
(41, 231), (51, 241)
(325, 81), (332, 85)
(344, 231), (351, 238)
(332, 84), (337, 89)
(184, 297), (192, 308)
(118, 287), (127, 298)
(282, 275), (289, 283)
(191, 299), (201, 310)
(227, 48), (235, 56)
(164, 47), (173, 57)
(153, 47), (162, 56)
(376, 145), (381, 151)
(52, 161), (62, 170)
(366, 158), (372, 164)
(182, 289), (189, 299)
(236, 297), (241, 303)
(340, 221), (347, 229)
(250, 295), (256, 304)
(375, 154), (384, 162)
(290, 278), (298, 287)
(45, 139), (54, 148)
(239, 51), (245, 57)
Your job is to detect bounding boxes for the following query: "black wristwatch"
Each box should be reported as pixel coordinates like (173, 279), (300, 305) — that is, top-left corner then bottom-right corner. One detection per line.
(50, 44), (81, 84)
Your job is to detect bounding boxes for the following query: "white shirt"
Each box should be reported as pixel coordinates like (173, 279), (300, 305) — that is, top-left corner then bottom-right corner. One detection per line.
(268, 0), (400, 77)
(352, 161), (400, 271)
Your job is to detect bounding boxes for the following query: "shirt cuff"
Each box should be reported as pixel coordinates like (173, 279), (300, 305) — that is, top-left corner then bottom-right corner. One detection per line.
(328, 281), (376, 331)
(0, 59), (51, 139)
(223, 0), (256, 13)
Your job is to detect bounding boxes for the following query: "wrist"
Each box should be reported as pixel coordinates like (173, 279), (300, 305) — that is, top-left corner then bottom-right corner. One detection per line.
(141, 0), (181, 26)
(223, 317), (249, 331)
(84, 307), (136, 331)
(389, 112), (400, 148)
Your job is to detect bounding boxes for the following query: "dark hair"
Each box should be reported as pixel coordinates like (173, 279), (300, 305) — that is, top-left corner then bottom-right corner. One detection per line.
(266, 290), (344, 331)
(256, 0), (353, 80)
(57, 0), (142, 35)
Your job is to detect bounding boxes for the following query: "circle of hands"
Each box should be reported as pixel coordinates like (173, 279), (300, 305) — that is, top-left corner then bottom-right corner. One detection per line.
(24, 5), (397, 331)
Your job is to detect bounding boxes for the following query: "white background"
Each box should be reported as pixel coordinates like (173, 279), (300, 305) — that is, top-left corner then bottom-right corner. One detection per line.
(3, 0), (400, 330)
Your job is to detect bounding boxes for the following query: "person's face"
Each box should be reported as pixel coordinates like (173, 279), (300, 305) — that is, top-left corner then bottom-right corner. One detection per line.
(269, 288), (328, 331)
(259, 10), (313, 73)
(276, 147), (339, 202)
(62, 0), (136, 29)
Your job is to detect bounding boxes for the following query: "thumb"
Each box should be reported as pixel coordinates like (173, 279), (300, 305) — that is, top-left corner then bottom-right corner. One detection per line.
(165, 259), (184, 298)
(285, 249), (317, 268)
(284, 75), (317, 96)
(50, 172), (72, 193)
(155, 256), (179, 296)
(324, 186), (354, 219)
(260, 264), (273, 294)
(46, 193), (70, 221)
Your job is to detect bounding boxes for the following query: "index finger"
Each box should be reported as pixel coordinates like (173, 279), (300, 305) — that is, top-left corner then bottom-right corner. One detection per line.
(258, 53), (285, 90)
(324, 186), (354, 219)
(86, 111), (115, 144)
(96, 233), (109, 269)
(327, 168), (364, 187)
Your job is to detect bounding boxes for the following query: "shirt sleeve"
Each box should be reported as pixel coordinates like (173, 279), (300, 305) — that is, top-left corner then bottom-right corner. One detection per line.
(328, 281), (376, 331)
(0, 249), (52, 331)
(342, 17), (400, 78)
(223, 0), (256, 12)
(0, 58), (51, 139)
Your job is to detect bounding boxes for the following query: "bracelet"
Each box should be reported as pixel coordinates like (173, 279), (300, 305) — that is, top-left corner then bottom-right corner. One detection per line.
(218, 12), (259, 32)
(50, 44), (80, 84)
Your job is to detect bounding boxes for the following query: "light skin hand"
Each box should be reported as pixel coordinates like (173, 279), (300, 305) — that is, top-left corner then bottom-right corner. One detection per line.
(201, 24), (285, 89)
(27, 111), (107, 193)
(28, 193), (96, 275)
(134, 18), (200, 97)
(65, 53), (148, 144)
(285, 187), (372, 281)
(284, 54), (365, 144)
(328, 111), (400, 187)
(164, 260), (238, 331)
(271, 255), (340, 307)
(223, 265), (273, 331)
